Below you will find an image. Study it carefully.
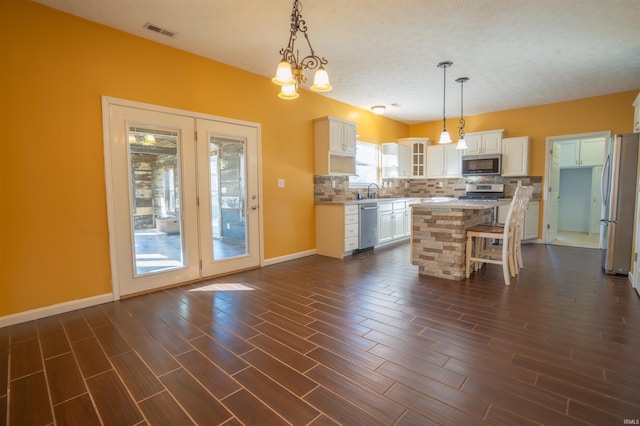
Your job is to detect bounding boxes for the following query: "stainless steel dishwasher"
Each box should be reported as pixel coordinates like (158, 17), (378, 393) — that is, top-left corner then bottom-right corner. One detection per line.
(358, 203), (378, 252)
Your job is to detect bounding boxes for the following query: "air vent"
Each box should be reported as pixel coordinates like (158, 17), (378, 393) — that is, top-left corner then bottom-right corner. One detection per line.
(144, 23), (176, 38)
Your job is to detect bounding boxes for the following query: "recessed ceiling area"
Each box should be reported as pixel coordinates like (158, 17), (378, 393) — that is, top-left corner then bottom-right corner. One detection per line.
(34, 0), (640, 124)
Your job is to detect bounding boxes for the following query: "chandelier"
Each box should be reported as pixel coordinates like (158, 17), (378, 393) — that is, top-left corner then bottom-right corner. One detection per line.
(437, 61), (453, 144)
(272, 0), (332, 100)
(455, 77), (469, 150)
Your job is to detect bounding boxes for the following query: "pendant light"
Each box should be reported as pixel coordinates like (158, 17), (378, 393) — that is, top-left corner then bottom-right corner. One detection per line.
(455, 77), (469, 150)
(437, 61), (453, 144)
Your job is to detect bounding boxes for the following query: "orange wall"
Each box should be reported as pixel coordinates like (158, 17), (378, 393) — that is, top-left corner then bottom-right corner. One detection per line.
(1, 0), (636, 319)
(410, 91), (637, 176)
(0, 0), (408, 316)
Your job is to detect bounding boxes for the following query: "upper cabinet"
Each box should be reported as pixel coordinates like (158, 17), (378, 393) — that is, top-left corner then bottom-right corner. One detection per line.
(633, 91), (640, 133)
(398, 138), (430, 178)
(559, 137), (606, 168)
(314, 116), (357, 175)
(426, 144), (463, 178)
(501, 136), (529, 177)
(464, 130), (504, 155)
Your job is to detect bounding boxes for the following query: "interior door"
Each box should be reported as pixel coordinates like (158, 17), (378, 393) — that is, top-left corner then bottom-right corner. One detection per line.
(548, 142), (561, 243)
(106, 103), (200, 296)
(196, 119), (261, 277)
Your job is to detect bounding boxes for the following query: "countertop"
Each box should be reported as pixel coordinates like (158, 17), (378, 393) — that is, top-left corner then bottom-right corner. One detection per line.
(316, 197), (511, 209)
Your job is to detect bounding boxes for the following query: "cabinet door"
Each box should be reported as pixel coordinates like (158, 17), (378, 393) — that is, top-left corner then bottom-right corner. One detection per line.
(392, 211), (405, 239)
(378, 210), (393, 243)
(342, 122), (357, 155)
(404, 208), (411, 236)
(411, 141), (427, 177)
(559, 140), (579, 168)
(482, 132), (503, 154)
(328, 120), (345, 153)
(464, 134), (482, 155)
(426, 145), (444, 178)
(501, 136), (529, 177)
(444, 144), (462, 177)
(579, 137), (605, 167)
(524, 201), (539, 240)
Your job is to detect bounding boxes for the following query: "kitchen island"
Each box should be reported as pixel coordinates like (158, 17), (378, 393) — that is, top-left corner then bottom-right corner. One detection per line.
(411, 198), (509, 280)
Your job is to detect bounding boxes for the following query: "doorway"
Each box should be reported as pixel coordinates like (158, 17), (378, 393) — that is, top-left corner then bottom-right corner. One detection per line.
(544, 131), (610, 249)
(102, 97), (262, 297)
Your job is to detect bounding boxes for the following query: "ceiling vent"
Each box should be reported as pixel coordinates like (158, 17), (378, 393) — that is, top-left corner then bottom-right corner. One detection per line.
(144, 23), (176, 38)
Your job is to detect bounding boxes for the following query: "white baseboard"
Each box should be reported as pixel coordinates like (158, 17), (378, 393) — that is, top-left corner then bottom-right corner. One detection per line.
(263, 249), (316, 267)
(0, 293), (114, 328)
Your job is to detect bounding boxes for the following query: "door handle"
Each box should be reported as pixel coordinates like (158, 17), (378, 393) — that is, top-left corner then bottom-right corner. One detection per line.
(250, 205), (258, 210)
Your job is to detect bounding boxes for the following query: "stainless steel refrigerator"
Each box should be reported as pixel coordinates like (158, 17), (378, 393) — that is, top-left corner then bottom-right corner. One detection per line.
(601, 133), (639, 274)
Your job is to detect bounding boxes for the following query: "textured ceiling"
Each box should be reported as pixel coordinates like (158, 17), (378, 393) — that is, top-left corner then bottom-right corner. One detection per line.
(34, 0), (640, 124)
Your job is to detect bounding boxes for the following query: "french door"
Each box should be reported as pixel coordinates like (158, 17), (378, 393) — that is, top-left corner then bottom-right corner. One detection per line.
(103, 98), (261, 297)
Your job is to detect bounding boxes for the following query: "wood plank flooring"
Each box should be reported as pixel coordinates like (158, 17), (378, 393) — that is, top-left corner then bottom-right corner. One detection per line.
(2, 242), (640, 425)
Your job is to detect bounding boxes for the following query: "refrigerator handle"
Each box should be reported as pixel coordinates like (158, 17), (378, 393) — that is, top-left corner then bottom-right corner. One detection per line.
(601, 152), (610, 209)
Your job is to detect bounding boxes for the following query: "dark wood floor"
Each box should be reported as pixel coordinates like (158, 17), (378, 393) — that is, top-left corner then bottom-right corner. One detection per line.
(2, 242), (640, 425)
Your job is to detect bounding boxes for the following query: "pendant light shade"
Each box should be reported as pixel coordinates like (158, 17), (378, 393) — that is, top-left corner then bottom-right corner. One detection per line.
(272, 61), (295, 86)
(310, 66), (332, 92)
(437, 61), (453, 144)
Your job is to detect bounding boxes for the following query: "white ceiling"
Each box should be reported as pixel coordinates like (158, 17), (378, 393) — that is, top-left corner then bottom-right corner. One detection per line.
(35, 0), (640, 124)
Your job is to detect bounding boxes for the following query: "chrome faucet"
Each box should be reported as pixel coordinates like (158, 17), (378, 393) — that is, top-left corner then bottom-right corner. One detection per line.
(367, 183), (380, 199)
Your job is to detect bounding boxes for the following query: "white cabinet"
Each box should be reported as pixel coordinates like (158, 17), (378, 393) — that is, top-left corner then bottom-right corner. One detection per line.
(498, 200), (539, 240)
(464, 130), (504, 155)
(633, 91), (640, 133)
(398, 138), (430, 178)
(314, 116), (357, 175)
(559, 137), (605, 168)
(378, 201), (409, 245)
(426, 144), (462, 178)
(316, 204), (359, 258)
(501, 136), (529, 177)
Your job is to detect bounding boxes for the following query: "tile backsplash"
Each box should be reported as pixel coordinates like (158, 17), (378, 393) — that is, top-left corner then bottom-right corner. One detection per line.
(314, 175), (543, 202)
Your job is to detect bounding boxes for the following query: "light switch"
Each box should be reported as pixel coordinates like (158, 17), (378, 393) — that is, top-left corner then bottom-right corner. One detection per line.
(278, 178), (285, 188)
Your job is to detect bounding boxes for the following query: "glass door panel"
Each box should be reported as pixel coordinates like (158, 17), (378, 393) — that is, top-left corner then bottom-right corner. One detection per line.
(209, 137), (248, 260)
(128, 127), (185, 275)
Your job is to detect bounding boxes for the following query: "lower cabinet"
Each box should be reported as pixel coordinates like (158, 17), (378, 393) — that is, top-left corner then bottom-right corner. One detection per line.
(378, 201), (410, 246)
(317, 201), (411, 259)
(316, 204), (359, 259)
(497, 200), (540, 240)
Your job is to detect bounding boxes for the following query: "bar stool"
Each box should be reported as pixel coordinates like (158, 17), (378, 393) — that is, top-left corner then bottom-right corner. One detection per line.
(465, 186), (527, 285)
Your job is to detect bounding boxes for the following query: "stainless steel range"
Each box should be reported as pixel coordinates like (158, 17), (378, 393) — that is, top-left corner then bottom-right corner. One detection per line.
(458, 183), (505, 200)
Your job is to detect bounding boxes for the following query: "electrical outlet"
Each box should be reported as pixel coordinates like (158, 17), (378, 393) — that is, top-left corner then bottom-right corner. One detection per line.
(278, 178), (285, 188)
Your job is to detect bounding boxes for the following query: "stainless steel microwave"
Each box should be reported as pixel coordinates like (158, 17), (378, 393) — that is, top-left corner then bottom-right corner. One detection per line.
(461, 154), (502, 176)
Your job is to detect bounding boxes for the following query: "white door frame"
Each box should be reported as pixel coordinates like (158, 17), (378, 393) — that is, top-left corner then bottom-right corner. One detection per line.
(102, 96), (264, 300)
(543, 130), (611, 246)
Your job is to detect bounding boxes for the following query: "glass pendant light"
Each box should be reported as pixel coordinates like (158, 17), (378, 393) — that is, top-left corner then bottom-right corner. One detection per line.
(456, 77), (469, 150)
(437, 61), (453, 144)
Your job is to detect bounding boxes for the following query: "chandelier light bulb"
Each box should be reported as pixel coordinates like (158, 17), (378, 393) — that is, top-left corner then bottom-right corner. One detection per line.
(310, 67), (332, 92)
(272, 61), (295, 86)
(278, 84), (299, 100)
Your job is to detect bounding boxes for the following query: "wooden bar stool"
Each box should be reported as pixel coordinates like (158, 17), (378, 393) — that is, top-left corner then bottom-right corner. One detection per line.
(465, 186), (526, 285)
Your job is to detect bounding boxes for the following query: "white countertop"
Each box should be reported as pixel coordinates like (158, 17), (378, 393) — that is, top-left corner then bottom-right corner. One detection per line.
(411, 198), (511, 210)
